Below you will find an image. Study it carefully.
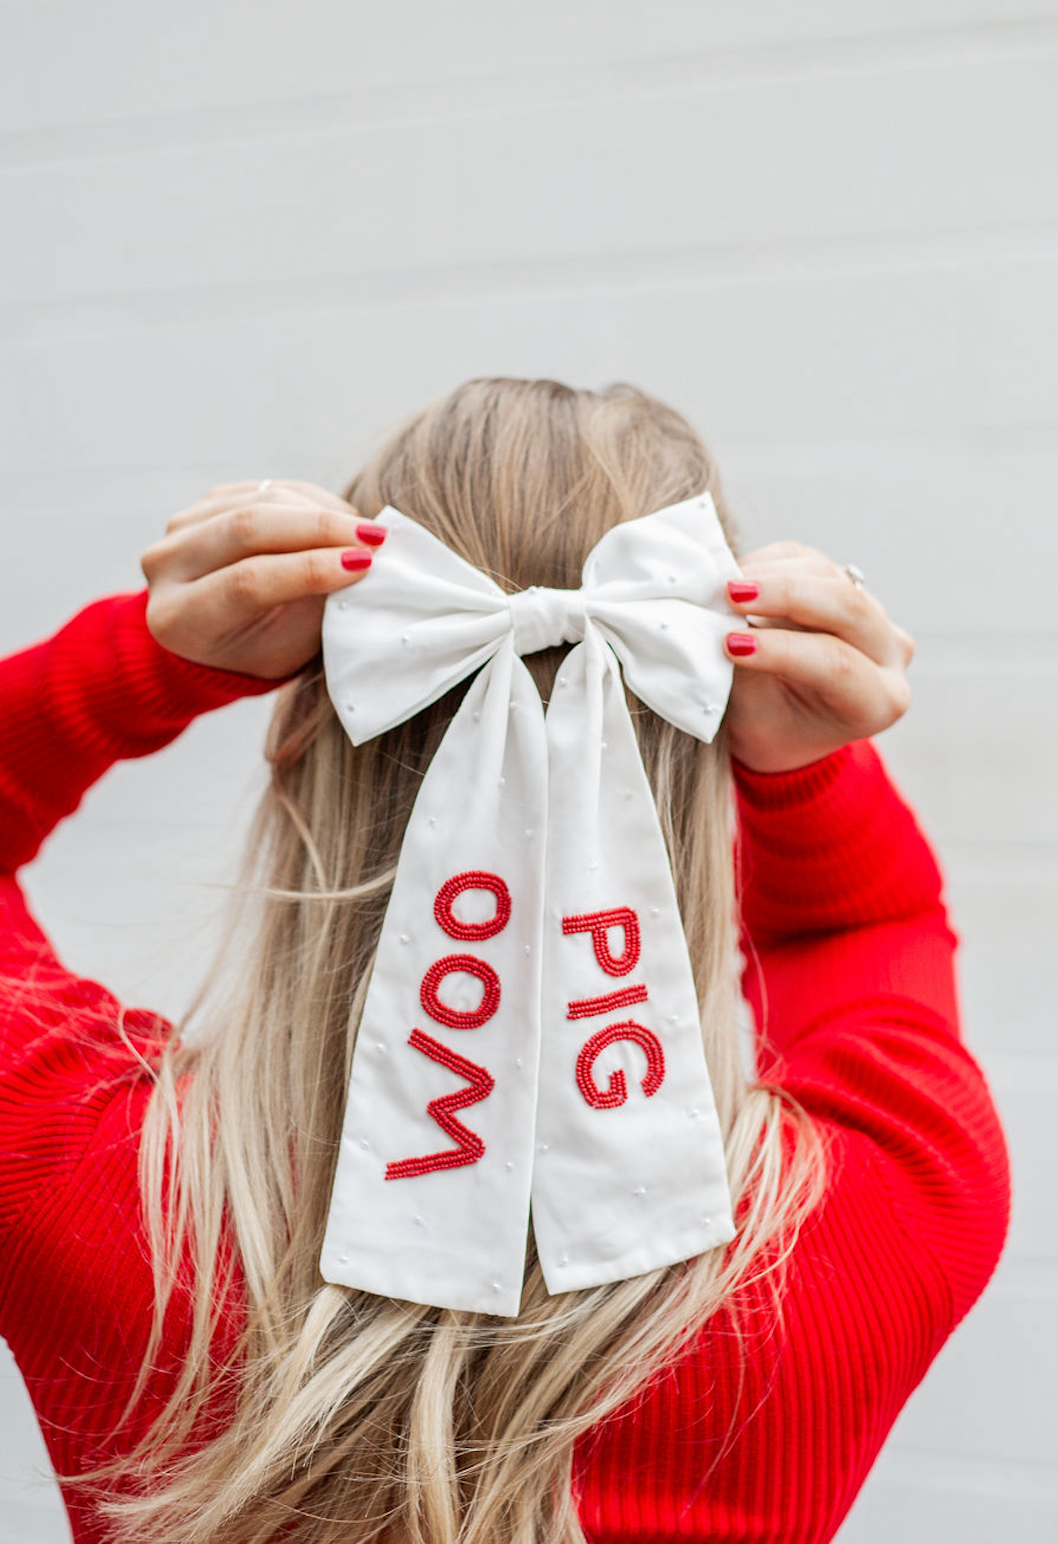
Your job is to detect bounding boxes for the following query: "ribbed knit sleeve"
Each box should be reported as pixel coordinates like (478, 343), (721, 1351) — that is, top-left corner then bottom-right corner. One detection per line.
(0, 587), (291, 877)
(0, 588), (297, 1248)
(577, 743), (1012, 1544)
(733, 739), (1011, 1326)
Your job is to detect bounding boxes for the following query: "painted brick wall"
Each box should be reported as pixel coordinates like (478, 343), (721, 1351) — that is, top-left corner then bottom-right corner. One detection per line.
(1, 4), (1054, 1538)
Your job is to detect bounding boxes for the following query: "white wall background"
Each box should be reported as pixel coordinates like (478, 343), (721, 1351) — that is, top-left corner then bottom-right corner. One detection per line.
(1, 2), (1055, 1538)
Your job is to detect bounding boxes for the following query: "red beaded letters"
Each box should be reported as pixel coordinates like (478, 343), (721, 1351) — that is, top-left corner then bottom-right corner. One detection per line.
(562, 907), (640, 976)
(566, 983), (648, 1020)
(421, 954), (501, 1030)
(575, 1021), (666, 1110)
(385, 1029), (495, 1179)
(388, 873), (510, 1180)
(434, 870), (511, 941)
(563, 904), (665, 1110)
(389, 879), (667, 1176)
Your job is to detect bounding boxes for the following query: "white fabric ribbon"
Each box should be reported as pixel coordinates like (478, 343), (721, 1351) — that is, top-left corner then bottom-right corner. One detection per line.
(319, 492), (741, 1316)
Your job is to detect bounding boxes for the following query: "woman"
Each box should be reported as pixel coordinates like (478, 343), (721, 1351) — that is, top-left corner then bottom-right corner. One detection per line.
(0, 378), (1010, 1543)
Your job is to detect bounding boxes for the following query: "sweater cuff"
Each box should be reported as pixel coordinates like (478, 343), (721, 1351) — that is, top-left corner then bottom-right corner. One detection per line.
(732, 738), (945, 944)
(731, 742), (860, 812)
(731, 741), (888, 865)
(108, 589), (304, 725)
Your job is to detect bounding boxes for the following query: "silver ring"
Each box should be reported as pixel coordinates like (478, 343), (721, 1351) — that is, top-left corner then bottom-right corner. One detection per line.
(842, 562), (867, 591)
(257, 478), (273, 492)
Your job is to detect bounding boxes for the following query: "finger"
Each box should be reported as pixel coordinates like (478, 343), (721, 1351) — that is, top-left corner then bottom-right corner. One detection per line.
(274, 479), (365, 511)
(142, 501), (386, 582)
(203, 479), (353, 505)
(213, 480), (359, 519)
(892, 622), (916, 667)
(734, 541), (839, 579)
(162, 488), (312, 535)
(723, 626), (911, 732)
(173, 545), (375, 635)
(165, 481), (356, 533)
(726, 573), (899, 667)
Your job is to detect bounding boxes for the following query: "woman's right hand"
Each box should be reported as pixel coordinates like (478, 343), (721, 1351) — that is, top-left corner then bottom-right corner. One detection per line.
(140, 480), (384, 680)
(721, 541), (916, 774)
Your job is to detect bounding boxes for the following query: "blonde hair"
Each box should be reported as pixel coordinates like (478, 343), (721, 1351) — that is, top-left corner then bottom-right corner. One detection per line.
(65, 378), (827, 1542)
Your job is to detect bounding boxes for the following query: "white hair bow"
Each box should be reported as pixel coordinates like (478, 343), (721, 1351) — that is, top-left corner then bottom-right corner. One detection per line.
(319, 492), (740, 1316)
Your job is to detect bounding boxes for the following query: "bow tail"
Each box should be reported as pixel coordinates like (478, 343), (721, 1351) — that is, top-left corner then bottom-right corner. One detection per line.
(320, 642), (549, 1316)
(531, 628), (736, 1295)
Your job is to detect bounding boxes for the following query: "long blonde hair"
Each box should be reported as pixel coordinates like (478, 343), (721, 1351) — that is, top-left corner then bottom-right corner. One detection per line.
(69, 378), (826, 1542)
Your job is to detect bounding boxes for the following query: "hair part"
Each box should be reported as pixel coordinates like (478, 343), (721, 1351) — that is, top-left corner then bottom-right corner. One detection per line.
(62, 378), (827, 1542)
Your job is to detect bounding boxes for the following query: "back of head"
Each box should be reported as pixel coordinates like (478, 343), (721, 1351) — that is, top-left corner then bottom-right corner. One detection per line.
(344, 376), (726, 600)
(81, 378), (824, 1544)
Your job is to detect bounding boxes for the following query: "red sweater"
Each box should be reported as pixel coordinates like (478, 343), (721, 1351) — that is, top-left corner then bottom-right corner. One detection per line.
(0, 590), (1010, 1543)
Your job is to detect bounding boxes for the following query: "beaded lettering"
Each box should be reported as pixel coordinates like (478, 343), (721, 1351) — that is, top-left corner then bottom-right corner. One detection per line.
(563, 905), (665, 1110)
(385, 1030), (495, 1179)
(566, 983), (648, 1020)
(387, 871), (509, 1180)
(421, 954), (501, 1030)
(575, 1021), (666, 1110)
(562, 906), (640, 976)
(434, 870), (511, 940)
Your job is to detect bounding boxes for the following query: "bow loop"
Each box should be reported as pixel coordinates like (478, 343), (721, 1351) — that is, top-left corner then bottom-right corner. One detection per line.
(508, 585), (588, 657)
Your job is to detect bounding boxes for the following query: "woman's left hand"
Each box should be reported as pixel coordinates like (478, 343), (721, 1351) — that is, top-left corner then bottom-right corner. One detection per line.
(721, 541), (916, 773)
(139, 480), (385, 679)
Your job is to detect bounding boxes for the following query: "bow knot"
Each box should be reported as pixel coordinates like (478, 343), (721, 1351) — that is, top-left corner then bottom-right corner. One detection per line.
(508, 584), (588, 657)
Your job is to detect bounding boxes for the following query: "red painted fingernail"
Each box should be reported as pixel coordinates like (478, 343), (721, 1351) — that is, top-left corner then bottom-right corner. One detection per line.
(340, 549), (372, 571)
(356, 522), (387, 546)
(726, 632), (757, 656)
(727, 581), (760, 604)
